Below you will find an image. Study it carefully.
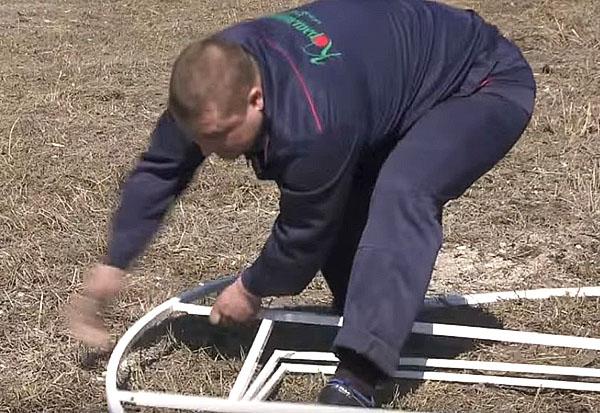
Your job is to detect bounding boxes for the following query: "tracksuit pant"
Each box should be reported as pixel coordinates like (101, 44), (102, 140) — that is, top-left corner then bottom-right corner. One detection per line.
(323, 37), (537, 376)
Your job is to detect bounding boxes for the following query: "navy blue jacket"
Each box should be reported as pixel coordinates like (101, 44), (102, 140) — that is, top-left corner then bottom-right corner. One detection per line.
(106, 0), (502, 296)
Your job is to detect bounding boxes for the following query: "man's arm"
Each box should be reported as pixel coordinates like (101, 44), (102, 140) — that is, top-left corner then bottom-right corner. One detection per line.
(106, 110), (205, 269)
(69, 110), (204, 349)
(241, 133), (362, 297)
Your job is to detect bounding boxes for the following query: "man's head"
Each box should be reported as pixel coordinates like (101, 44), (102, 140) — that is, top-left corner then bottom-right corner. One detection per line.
(168, 38), (264, 159)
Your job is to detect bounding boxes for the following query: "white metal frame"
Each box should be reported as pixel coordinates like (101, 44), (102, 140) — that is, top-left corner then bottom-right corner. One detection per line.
(106, 283), (600, 412)
(245, 351), (600, 401)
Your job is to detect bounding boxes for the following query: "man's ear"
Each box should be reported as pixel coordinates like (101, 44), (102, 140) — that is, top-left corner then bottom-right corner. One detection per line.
(248, 86), (264, 111)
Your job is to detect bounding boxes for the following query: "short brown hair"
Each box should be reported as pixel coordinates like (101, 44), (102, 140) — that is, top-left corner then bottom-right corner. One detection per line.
(168, 37), (257, 127)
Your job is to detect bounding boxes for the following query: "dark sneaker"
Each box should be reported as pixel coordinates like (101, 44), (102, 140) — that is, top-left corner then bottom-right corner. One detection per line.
(317, 378), (376, 408)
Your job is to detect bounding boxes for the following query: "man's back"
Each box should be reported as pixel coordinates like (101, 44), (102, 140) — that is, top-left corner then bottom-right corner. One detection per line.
(220, 0), (500, 150)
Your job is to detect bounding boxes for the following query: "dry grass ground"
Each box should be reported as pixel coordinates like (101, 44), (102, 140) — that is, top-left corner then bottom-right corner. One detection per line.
(0, 0), (598, 411)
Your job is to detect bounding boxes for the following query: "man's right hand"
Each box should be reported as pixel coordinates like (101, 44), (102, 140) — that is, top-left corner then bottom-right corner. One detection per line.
(68, 264), (124, 351)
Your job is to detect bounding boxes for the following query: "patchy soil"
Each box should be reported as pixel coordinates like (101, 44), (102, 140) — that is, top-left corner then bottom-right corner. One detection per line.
(0, 0), (598, 411)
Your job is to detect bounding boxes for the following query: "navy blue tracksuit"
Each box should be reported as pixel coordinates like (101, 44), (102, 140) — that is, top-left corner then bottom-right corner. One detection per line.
(106, 0), (536, 376)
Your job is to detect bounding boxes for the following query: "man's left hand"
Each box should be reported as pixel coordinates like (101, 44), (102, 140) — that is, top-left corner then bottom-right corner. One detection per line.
(209, 277), (261, 325)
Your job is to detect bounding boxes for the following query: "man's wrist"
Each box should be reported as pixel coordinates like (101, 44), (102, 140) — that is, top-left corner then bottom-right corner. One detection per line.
(101, 254), (129, 273)
(240, 269), (264, 298)
(83, 264), (124, 302)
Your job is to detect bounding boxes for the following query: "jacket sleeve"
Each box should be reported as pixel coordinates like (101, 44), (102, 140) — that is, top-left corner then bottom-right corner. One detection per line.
(241, 133), (362, 297)
(105, 111), (205, 269)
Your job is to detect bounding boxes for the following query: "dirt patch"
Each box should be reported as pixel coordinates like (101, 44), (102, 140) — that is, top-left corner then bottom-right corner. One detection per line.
(1, 0), (598, 411)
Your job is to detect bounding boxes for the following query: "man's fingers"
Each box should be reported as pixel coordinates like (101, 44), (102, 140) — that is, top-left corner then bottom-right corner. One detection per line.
(70, 311), (111, 350)
(209, 307), (222, 325)
(209, 281), (261, 326)
(209, 310), (234, 327)
(72, 322), (112, 351)
(68, 293), (112, 351)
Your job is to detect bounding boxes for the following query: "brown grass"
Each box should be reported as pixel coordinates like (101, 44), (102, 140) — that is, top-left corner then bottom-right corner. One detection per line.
(0, 0), (598, 411)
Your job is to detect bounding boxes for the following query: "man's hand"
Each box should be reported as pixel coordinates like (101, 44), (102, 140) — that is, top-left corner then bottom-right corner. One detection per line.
(68, 264), (124, 351)
(209, 277), (261, 326)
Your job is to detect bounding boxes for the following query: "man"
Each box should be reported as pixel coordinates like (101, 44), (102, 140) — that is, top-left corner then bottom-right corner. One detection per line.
(70, 0), (535, 407)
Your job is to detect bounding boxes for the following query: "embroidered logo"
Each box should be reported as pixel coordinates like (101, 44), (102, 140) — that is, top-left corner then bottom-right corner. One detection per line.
(269, 10), (342, 65)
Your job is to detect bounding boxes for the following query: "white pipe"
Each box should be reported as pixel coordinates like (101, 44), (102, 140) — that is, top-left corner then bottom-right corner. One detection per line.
(243, 350), (293, 401)
(228, 319), (274, 400)
(411, 322), (600, 350)
(253, 364), (331, 401)
(245, 351), (600, 401)
(424, 286), (600, 308)
(174, 286), (600, 314)
(243, 351), (341, 400)
(116, 390), (403, 412)
(110, 284), (600, 412)
(173, 302), (343, 327)
(265, 363), (600, 395)
(249, 350), (600, 382)
(174, 303), (600, 351)
(398, 357), (600, 378)
(106, 297), (179, 413)
(254, 364), (289, 401)
(173, 302), (212, 316)
(393, 370), (600, 392)
(269, 352), (600, 378)
(255, 363), (337, 401)
(277, 351), (339, 363)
